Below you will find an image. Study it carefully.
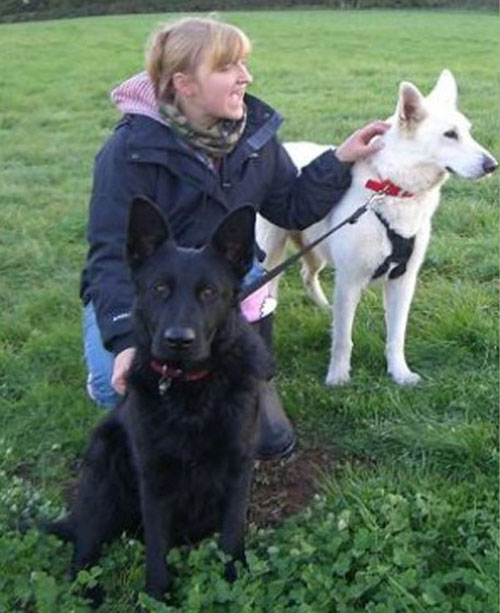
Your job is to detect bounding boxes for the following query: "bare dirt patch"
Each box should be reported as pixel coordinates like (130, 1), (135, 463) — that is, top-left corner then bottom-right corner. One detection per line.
(249, 447), (334, 527)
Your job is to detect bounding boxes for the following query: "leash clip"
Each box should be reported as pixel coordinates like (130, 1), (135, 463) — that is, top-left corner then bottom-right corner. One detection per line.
(365, 185), (392, 212)
(349, 189), (388, 226)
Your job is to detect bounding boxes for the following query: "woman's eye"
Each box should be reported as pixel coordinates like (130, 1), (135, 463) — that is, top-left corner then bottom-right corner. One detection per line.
(199, 286), (216, 300)
(154, 282), (169, 296)
(444, 129), (458, 140)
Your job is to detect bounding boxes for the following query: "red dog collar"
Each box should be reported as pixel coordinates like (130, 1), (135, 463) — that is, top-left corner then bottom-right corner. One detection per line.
(150, 360), (211, 382)
(365, 178), (414, 198)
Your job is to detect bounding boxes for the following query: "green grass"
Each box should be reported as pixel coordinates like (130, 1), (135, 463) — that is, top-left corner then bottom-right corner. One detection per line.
(0, 8), (498, 612)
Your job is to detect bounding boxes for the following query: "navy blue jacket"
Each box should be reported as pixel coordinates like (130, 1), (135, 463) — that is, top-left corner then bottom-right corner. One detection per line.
(80, 94), (352, 354)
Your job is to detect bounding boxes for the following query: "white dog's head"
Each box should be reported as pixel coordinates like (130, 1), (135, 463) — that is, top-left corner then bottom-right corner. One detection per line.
(380, 70), (497, 189)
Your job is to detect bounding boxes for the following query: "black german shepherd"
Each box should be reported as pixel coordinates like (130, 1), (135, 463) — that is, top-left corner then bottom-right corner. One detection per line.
(46, 197), (271, 602)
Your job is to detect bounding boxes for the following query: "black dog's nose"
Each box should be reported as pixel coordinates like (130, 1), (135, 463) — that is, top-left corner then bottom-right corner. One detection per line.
(483, 156), (498, 174)
(164, 327), (196, 349)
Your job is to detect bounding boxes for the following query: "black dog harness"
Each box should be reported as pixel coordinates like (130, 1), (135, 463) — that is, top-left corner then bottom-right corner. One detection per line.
(364, 178), (416, 280)
(371, 210), (416, 280)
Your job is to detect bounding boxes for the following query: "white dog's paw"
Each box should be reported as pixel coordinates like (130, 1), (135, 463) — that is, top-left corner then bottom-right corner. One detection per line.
(302, 277), (330, 309)
(390, 369), (422, 386)
(311, 293), (331, 310)
(325, 366), (351, 386)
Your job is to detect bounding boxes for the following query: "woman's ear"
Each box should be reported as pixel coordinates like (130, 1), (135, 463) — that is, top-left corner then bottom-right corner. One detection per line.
(172, 72), (196, 98)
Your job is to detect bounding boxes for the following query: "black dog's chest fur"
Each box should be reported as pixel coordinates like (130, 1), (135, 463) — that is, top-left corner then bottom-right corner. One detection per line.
(108, 318), (267, 542)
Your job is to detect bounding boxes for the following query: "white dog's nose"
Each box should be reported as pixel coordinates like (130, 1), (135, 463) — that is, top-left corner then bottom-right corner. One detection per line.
(483, 155), (498, 174)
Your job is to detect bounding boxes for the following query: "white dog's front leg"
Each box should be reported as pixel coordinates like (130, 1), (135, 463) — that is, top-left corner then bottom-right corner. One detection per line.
(383, 270), (421, 385)
(326, 277), (363, 386)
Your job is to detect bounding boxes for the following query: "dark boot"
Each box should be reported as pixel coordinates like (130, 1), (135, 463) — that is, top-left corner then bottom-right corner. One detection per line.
(256, 380), (296, 460)
(252, 314), (296, 461)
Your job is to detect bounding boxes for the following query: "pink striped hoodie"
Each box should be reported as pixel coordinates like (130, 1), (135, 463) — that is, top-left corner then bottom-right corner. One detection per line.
(111, 71), (166, 124)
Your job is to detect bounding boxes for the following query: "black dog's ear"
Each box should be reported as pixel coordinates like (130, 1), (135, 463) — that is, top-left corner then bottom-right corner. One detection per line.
(126, 196), (172, 268)
(211, 205), (256, 278)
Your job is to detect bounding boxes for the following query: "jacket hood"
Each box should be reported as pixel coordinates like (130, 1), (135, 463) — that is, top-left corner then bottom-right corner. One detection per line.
(111, 71), (168, 126)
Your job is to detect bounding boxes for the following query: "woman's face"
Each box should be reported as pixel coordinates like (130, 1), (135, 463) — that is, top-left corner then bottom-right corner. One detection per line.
(181, 56), (253, 128)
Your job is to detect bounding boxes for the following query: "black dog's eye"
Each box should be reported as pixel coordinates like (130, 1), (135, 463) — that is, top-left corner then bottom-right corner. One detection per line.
(199, 286), (217, 301)
(444, 129), (458, 140)
(153, 281), (170, 297)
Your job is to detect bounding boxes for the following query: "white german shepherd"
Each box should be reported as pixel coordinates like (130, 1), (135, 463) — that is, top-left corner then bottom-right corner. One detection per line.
(257, 70), (497, 386)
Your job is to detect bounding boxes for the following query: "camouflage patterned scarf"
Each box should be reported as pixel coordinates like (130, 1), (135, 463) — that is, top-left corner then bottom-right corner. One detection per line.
(158, 101), (247, 159)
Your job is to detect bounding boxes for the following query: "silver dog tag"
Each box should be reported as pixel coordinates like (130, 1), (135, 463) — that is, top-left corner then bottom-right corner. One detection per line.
(159, 377), (171, 395)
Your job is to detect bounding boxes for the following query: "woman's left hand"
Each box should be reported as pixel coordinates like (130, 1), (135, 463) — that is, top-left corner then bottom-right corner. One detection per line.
(335, 121), (390, 163)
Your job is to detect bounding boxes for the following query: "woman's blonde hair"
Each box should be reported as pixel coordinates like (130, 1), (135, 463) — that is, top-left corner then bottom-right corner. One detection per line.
(146, 17), (251, 103)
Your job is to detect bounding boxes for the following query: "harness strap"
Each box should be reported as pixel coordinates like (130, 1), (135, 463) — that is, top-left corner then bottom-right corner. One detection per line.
(372, 211), (415, 280)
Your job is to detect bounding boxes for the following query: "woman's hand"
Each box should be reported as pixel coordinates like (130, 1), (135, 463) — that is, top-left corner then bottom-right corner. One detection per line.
(335, 121), (390, 163)
(111, 347), (136, 395)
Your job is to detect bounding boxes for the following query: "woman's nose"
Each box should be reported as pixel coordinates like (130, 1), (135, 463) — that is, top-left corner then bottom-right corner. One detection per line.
(238, 63), (252, 84)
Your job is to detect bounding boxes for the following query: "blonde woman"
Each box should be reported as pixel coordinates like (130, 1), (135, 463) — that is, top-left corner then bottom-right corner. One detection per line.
(80, 17), (387, 459)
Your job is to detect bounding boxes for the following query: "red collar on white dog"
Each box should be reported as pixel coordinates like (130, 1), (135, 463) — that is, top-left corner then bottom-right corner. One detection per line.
(365, 178), (414, 198)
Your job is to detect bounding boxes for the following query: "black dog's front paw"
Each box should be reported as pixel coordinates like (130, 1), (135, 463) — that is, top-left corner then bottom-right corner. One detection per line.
(224, 560), (238, 583)
(83, 584), (105, 609)
(224, 554), (247, 583)
(145, 573), (173, 602)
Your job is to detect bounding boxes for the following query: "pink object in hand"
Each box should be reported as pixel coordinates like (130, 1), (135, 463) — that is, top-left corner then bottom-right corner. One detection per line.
(240, 283), (277, 323)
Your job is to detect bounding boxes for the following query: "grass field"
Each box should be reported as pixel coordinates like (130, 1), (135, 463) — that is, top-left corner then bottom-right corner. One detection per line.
(0, 8), (498, 612)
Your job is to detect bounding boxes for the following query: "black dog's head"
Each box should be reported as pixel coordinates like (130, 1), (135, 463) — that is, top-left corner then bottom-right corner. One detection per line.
(126, 196), (255, 367)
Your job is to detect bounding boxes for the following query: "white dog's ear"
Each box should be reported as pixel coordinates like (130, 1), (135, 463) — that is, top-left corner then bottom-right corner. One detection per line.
(427, 69), (457, 108)
(396, 82), (426, 126)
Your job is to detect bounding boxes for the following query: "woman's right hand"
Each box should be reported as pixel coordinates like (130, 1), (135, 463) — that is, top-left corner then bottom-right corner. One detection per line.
(111, 347), (136, 395)
(335, 121), (390, 163)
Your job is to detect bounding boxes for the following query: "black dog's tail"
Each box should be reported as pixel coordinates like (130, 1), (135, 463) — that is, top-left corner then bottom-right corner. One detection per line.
(39, 516), (75, 543)
(16, 514), (76, 544)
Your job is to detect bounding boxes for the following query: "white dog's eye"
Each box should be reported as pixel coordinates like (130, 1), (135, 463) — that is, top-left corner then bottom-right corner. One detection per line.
(443, 129), (458, 140)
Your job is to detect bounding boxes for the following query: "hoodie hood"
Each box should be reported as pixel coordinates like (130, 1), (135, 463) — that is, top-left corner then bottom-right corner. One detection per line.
(111, 71), (168, 126)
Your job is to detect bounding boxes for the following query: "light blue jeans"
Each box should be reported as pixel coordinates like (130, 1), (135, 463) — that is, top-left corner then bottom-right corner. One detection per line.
(82, 262), (266, 409)
(83, 302), (121, 409)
